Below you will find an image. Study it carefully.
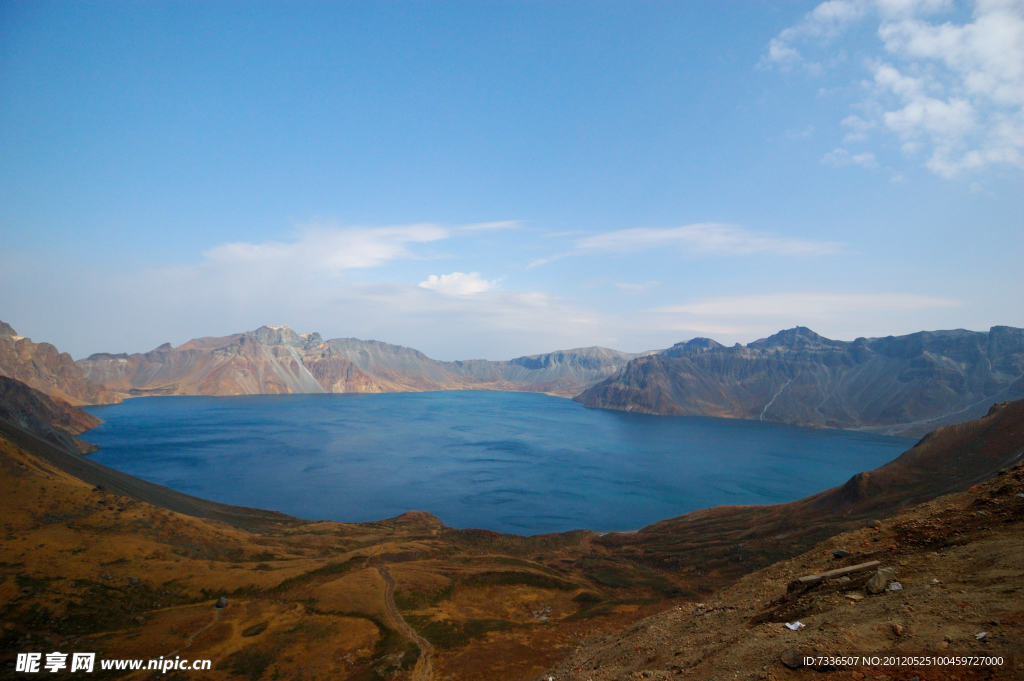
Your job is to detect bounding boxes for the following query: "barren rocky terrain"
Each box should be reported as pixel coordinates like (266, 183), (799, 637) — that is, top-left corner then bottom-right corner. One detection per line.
(544, 464), (1024, 680)
(76, 325), (647, 399)
(577, 326), (1024, 437)
(0, 322), (117, 407)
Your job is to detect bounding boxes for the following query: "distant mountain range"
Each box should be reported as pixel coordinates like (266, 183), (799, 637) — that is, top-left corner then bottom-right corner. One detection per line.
(75, 324), (649, 398)
(577, 325), (1024, 436)
(4, 318), (1023, 437)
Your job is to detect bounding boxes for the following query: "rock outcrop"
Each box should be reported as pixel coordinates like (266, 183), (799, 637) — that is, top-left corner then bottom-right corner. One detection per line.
(77, 325), (647, 398)
(0, 320), (118, 406)
(0, 375), (102, 453)
(576, 325), (1024, 436)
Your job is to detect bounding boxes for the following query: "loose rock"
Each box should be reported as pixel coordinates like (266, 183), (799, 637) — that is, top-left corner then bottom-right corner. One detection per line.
(215, 596), (228, 608)
(779, 648), (804, 669)
(866, 567), (896, 594)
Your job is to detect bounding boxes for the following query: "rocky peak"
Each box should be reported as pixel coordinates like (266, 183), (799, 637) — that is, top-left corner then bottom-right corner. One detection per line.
(245, 325), (323, 348)
(0, 320), (18, 338)
(662, 337), (725, 358)
(748, 326), (843, 352)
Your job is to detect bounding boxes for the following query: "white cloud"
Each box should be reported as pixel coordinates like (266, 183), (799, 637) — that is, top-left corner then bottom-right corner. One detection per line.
(204, 224), (449, 273)
(418, 271), (498, 295)
(459, 220), (521, 232)
(822, 147), (881, 167)
(842, 114), (878, 141)
(0, 224), (613, 361)
(764, 0), (1024, 176)
(654, 292), (961, 317)
(573, 223), (842, 257)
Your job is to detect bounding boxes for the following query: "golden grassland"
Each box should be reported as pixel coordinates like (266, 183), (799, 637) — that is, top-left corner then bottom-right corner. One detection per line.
(0, 434), (691, 680)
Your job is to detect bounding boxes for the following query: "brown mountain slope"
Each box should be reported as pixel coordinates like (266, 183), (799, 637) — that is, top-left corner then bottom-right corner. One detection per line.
(546, 465), (1024, 681)
(0, 320), (117, 406)
(576, 326), (1024, 437)
(0, 376), (102, 454)
(77, 325), (647, 398)
(597, 398), (1024, 584)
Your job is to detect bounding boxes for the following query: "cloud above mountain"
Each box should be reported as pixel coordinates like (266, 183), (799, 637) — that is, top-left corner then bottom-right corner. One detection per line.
(764, 0), (1024, 177)
(418, 272), (498, 295)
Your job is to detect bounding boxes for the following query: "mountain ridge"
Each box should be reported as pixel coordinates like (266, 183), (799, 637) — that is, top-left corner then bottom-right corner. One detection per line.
(77, 324), (651, 398)
(0, 320), (118, 406)
(576, 324), (1024, 436)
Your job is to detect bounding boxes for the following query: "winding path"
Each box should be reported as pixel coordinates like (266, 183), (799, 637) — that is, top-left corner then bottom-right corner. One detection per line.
(377, 565), (434, 681)
(167, 607), (220, 657)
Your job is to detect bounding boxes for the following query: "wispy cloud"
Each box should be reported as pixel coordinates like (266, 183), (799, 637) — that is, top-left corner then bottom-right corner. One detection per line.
(204, 224), (450, 273)
(822, 147), (879, 168)
(763, 0), (1024, 176)
(574, 223), (842, 256)
(459, 220), (521, 232)
(529, 223), (841, 267)
(0, 224), (610, 360)
(640, 291), (967, 345)
(654, 292), (961, 317)
(580, 278), (660, 293)
(418, 271), (498, 295)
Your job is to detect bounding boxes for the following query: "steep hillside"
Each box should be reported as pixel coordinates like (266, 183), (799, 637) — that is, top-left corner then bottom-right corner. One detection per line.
(0, 376), (103, 454)
(547, 465), (1024, 681)
(77, 325), (646, 398)
(576, 326), (1024, 436)
(596, 398), (1024, 584)
(0, 320), (117, 406)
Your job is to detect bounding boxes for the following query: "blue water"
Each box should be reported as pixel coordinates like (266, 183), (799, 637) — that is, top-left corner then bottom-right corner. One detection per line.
(82, 391), (914, 535)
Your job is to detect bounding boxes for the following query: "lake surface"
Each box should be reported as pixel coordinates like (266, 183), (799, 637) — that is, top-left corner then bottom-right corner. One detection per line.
(83, 391), (914, 535)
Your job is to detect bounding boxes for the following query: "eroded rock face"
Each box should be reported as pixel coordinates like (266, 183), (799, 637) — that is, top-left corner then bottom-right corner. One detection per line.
(0, 320), (117, 406)
(0, 375), (102, 453)
(77, 326), (652, 398)
(576, 326), (1024, 437)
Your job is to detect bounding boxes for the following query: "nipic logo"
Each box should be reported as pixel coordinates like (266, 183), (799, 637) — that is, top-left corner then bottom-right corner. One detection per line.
(14, 652), (210, 673)
(15, 653), (94, 673)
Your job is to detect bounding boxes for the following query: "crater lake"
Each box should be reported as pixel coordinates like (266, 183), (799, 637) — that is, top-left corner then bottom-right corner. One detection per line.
(83, 391), (914, 535)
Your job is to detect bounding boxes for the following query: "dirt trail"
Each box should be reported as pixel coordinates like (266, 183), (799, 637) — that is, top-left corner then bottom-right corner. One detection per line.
(167, 607), (221, 657)
(378, 565), (434, 681)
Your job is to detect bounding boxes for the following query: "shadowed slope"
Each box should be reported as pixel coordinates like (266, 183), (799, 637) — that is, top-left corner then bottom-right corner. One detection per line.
(0, 417), (301, 532)
(0, 376), (102, 453)
(599, 398), (1024, 583)
(577, 325), (1024, 436)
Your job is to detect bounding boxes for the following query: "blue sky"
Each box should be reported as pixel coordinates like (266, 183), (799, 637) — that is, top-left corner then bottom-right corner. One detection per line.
(1, 0), (1021, 360)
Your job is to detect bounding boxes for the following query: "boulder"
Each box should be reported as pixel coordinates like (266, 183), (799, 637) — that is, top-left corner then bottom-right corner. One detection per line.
(866, 568), (896, 594)
(779, 648), (804, 669)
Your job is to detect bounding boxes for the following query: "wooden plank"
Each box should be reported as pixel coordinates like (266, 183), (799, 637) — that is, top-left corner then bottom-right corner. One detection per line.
(798, 560), (880, 585)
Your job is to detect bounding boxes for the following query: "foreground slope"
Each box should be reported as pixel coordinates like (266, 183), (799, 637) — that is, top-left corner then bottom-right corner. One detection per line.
(0, 320), (117, 406)
(546, 464), (1024, 681)
(577, 326), (1024, 436)
(77, 325), (647, 398)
